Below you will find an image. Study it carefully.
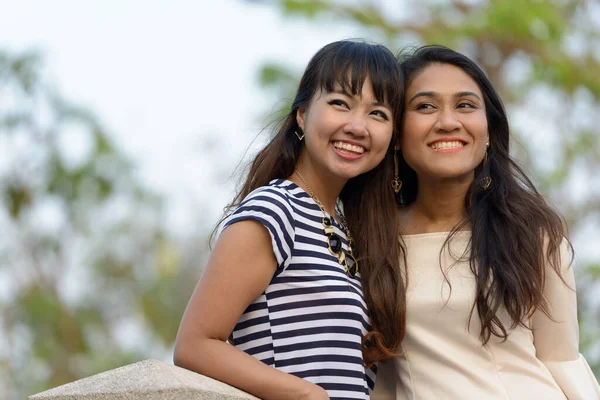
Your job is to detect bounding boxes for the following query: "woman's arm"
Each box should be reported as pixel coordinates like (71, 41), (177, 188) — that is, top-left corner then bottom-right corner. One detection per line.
(532, 239), (600, 400)
(174, 220), (329, 400)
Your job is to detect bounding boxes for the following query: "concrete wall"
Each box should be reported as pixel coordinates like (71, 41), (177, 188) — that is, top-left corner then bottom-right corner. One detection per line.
(29, 359), (260, 400)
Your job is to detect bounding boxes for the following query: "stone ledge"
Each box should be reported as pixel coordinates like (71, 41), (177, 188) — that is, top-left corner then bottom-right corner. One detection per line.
(29, 359), (260, 400)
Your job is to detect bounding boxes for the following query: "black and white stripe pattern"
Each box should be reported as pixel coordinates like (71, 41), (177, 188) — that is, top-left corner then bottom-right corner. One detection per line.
(223, 179), (376, 399)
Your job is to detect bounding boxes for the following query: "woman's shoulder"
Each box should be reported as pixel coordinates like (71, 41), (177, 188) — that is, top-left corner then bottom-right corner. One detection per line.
(231, 179), (313, 226)
(242, 179), (312, 211)
(245, 179), (300, 201)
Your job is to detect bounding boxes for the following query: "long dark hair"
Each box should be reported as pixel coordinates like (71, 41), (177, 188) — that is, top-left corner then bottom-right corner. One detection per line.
(397, 45), (572, 343)
(225, 40), (406, 366)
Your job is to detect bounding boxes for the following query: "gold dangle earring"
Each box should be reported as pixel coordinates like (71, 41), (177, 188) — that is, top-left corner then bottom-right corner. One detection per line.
(482, 143), (492, 189)
(392, 150), (403, 194)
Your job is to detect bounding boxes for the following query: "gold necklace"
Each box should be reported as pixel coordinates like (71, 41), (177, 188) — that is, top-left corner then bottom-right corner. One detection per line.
(294, 171), (358, 277)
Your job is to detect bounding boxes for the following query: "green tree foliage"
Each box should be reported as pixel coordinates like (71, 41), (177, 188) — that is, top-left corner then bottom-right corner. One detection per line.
(0, 52), (199, 398)
(249, 0), (600, 376)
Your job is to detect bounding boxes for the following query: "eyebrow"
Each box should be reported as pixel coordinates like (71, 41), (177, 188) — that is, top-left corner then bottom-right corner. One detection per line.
(408, 91), (481, 103)
(456, 91), (481, 101)
(331, 88), (393, 111)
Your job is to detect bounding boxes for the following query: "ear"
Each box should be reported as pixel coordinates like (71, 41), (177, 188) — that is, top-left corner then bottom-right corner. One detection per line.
(296, 106), (307, 132)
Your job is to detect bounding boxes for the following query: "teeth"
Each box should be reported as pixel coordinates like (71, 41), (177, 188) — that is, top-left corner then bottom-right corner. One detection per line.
(429, 141), (464, 150)
(333, 141), (365, 154)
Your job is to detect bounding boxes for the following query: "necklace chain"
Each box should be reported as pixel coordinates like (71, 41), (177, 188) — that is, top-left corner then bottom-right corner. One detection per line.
(294, 171), (352, 238)
(295, 171), (327, 212)
(294, 171), (358, 276)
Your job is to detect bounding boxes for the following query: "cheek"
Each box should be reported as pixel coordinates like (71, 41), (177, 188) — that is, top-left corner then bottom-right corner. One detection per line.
(401, 116), (427, 144)
(399, 130), (423, 169)
(400, 131), (421, 157)
(310, 111), (337, 138)
(370, 125), (394, 158)
(465, 114), (489, 139)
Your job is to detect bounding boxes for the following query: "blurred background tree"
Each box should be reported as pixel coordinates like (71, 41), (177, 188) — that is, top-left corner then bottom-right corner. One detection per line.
(1, 0), (599, 398)
(0, 51), (206, 399)
(250, 0), (600, 376)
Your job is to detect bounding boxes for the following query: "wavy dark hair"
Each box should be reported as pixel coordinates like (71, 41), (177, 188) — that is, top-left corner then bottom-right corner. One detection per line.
(397, 45), (572, 344)
(223, 40), (406, 366)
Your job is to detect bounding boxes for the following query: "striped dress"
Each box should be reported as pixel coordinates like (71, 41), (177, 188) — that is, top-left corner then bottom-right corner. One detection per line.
(222, 179), (376, 399)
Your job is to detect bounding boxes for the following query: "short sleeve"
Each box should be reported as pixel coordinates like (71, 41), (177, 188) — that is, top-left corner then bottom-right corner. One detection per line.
(532, 238), (600, 399)
(222, 186), (296, 271)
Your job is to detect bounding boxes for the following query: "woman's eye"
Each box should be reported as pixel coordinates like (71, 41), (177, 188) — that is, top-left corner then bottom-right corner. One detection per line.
(457, 102), (476, 109)
(371, 110), (390, 120)
(328, 99), (349, 108)
(415, 103), (435, 110)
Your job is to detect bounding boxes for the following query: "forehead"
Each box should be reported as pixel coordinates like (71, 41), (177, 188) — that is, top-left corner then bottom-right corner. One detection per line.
(407, 63), (482, 97)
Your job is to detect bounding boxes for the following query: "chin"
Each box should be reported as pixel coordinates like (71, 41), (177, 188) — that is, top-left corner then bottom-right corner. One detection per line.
(333, 170), (361, 180)
(327, 162), (371, 180)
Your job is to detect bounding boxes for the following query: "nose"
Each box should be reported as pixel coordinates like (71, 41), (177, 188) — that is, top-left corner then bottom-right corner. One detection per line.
(434, 109), (461, 133)
(343, 115), (368, 137)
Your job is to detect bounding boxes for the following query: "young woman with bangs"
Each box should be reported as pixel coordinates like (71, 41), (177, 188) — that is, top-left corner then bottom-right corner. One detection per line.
(370, 45), (600, 399)
(174, 40), (406, 400)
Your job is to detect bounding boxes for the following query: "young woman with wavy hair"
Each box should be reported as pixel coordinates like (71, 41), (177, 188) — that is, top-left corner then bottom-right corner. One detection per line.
(371, 45), (600, 399)
(174, 40), (406, 400)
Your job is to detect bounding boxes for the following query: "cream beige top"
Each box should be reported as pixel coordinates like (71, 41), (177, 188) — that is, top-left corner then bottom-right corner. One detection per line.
(372, 232), (600, 400)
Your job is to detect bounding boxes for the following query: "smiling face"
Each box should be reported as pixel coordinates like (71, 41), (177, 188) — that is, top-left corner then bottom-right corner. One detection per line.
(296, 77), (394, 183)
(401, 63), (489, 183)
